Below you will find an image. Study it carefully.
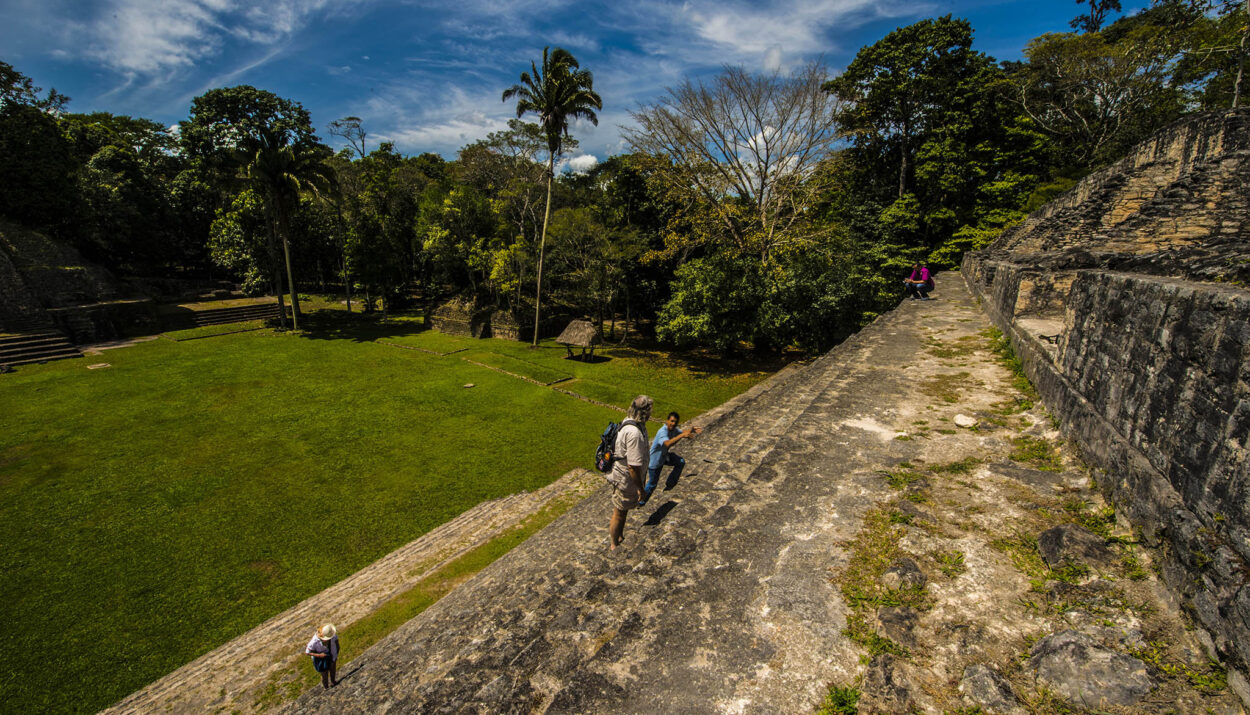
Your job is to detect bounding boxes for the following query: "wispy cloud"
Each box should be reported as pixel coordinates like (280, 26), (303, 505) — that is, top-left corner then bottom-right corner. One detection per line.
(368, 82), (514, 155)
(66, 0), (363, 77)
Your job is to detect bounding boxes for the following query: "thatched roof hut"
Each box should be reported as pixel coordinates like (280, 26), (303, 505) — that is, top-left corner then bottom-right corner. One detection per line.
(556, 319), (600, 359)
(557, 320), (599, 346)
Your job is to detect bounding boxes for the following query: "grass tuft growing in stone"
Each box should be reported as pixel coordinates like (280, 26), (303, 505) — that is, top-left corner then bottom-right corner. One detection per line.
(991, 532), (1050, 590)
(815, 683), (860, 714)
(1131, 642), (1228, 694)
(919, 371), (977, 403)
(1060, 497), (1115, 537)
(1009, 436), (1063, 471)
(844, 614), (910, 657)
(983, 328), (1040, 409)
(882, 468), (926, 490)
(934, 549), (966, 578)
(929, 457), (983, 475)
(925, 334), (984, 359)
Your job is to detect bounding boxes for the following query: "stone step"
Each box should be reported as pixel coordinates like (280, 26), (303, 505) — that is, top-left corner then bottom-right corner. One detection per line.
(191, 304), (280, 327)
(0, 335), (66, 350)
(1, 348), (83, 366)
(0, 329), (82, 366)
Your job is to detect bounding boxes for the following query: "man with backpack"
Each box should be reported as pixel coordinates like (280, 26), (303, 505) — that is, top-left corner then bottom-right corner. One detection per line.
(607, 395), (652, 551)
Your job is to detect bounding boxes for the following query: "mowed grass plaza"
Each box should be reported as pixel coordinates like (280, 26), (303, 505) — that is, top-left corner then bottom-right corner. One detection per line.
(1, 308), (773, 713)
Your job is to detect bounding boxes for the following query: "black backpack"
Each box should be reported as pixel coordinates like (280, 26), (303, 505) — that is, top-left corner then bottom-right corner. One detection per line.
(595, 419), (639, 473)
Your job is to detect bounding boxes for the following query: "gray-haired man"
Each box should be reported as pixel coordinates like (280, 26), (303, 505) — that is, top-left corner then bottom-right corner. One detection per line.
(608, 395), (651, 550)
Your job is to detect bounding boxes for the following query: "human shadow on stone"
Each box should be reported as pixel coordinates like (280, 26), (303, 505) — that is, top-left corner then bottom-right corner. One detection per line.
(335, 663), (366, 684)
(662, 465), (686, 491)
(643, 500), (678, 526)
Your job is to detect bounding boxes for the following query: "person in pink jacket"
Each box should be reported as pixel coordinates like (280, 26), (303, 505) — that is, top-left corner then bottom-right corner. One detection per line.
(904, 263), (934, 300)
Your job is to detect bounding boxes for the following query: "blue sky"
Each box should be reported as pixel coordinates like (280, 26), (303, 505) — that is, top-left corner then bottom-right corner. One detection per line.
(1, 0), (1140, 169)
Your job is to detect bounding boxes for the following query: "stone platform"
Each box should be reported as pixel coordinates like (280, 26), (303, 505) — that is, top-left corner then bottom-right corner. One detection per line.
(285, 275), (1242, 714)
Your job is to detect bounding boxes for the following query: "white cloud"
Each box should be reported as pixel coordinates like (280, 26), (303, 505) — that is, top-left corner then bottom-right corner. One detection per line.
(684, 0), (908, 59)
(562, 154), (599, 174)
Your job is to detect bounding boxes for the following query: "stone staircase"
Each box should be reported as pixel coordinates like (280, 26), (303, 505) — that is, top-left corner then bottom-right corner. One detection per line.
(285, 297), (907, 713)
(190, 302), (281, 327)
(0, 316), (82, 367)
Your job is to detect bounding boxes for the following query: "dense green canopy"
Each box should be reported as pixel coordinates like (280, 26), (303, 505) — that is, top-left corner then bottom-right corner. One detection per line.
(1, 1), (1244, 351)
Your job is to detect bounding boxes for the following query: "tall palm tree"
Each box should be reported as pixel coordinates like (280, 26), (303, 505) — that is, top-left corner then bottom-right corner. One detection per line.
(240, 128), (337, 331)
(503, 47), (602, 346)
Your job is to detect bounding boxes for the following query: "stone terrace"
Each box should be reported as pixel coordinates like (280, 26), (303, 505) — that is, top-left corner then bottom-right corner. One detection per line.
(286, 276), (1241, 714)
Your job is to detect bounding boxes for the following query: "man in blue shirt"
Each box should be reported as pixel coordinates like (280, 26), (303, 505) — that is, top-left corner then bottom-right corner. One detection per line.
(639, 411), (702, 506)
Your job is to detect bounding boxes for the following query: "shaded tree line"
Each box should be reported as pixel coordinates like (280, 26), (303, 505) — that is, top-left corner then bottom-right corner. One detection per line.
(1, 0), (1245, 352)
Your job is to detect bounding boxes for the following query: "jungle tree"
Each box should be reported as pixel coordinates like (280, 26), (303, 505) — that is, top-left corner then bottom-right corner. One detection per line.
(502, 47), (602, 346)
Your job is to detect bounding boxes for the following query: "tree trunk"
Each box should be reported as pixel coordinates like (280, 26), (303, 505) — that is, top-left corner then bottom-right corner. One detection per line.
(898, 118), (911, 200)
(1234, 11), (1248, 109)
(277, 207), (301, 331)
(532, 153), (555, 347)
(342, 254), (352, 312)
(274, 271), (288, 330)
(619, 282), (631, 345)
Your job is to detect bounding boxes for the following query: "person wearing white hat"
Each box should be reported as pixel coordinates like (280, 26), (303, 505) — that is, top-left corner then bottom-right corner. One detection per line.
(304, 623), (340, 689)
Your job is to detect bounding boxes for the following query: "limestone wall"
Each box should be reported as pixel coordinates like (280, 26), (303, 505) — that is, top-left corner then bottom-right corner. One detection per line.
(963, 109), (1250, 695)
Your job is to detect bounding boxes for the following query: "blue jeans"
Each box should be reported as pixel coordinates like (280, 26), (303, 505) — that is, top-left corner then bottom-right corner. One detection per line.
(644, 453), (685, 497)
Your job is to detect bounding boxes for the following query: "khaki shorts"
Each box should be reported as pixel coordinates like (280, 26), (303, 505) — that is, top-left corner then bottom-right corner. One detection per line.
(612, 479), (640, 511)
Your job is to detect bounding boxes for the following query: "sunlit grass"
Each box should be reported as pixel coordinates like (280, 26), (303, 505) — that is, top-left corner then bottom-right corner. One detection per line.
(0, 310), (771, 713)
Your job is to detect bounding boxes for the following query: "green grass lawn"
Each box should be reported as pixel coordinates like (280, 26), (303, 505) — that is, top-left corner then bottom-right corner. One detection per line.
(0, 309), (773, 713)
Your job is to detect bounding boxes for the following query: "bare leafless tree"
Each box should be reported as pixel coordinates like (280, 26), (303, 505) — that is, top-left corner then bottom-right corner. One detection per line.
(327, 116), (367, 159)
(624, 63), (845, 261)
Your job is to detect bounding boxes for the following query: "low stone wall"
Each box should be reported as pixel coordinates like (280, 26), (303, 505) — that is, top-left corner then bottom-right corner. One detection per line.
(47, 299), (159, 344)
(961, 108), (1250, 700)
(963, 263), (1250, 698)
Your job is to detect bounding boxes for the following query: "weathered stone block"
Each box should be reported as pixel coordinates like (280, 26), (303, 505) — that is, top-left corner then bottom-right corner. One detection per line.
(1037, 524), (1117, 571)
(1028, 630), (1154, 707)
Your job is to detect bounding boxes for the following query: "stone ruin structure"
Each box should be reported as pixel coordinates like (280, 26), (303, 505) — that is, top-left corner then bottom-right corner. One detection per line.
(429, 296), (493, 338)
(429, 296), (561, 342)
(963, 108), (1250, 695)
(0, 219), (157, 342)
